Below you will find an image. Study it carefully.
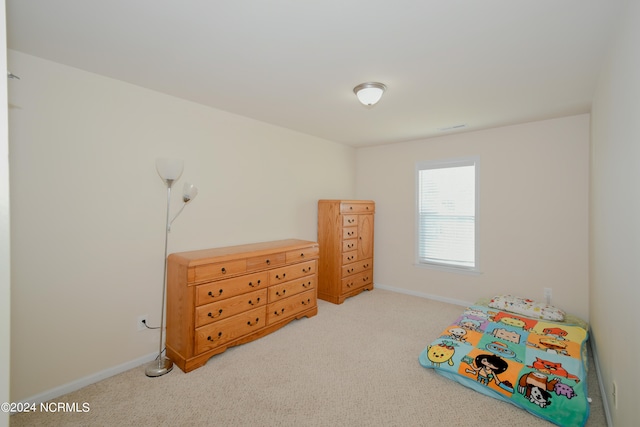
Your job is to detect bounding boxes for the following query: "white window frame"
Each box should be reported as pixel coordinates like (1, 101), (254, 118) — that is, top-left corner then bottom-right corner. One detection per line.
(415, 156), (480, 273)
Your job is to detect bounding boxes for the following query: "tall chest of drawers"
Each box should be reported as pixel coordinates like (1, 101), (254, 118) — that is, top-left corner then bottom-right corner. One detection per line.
(166, 239), (319, 372)
(317, 200), (375, 304)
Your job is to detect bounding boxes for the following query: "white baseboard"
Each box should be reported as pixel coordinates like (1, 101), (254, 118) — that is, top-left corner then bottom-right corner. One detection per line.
(589, 335), (612, 427)
(374, 282), (474, 307)
(16, 352), (157, 409)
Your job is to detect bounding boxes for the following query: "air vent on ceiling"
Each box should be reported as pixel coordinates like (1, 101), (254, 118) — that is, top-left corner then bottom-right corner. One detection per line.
(438, 124), (467, 132)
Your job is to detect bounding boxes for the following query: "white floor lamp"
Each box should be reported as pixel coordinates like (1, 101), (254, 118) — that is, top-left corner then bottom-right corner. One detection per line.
(145, 158), (198, 377)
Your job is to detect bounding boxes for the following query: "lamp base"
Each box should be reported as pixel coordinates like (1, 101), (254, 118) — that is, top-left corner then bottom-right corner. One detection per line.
(145, 357), (174, 377)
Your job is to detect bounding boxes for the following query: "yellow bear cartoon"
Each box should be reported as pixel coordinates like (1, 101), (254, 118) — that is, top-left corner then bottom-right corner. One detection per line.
(426, 342), (456, 367)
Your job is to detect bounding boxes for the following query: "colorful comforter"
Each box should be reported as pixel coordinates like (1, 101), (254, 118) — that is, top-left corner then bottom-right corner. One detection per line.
(419, 305), (590, 427)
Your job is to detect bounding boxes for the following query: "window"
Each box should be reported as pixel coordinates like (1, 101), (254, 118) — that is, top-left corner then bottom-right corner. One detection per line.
(416, 157), (479, 271)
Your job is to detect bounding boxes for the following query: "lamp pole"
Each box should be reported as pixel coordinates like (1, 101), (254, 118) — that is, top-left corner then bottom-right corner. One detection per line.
(145, 178), (174, 377)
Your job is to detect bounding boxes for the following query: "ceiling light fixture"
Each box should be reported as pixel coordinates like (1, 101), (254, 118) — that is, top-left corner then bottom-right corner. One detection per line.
(353, 82), (386, 107)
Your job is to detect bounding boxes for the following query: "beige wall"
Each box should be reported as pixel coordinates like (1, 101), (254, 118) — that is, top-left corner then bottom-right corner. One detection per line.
(356, 115), (590, 319)
(1, 1), (10, 426)
(590, 0), (640, 424)
(8, 50), (356, 401)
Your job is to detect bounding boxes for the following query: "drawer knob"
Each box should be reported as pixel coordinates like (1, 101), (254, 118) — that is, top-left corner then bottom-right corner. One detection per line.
(248, 280), (262, 288)
(300, 253), (305, 258)
(302, 281), (311, 288)
(275, 273), (286, 280)
(276, 290), (286, 296)
(301, 298), (311, 306)
(303, 267), (311, 273)
(266, 259), (271, 265)
(274, 308), (285, 316)
(221, 267), (227, 274)
(248, 297), (261, 305)
(207, 332), (222, 341)
(208, 289), (223, 298)
(208, 309), (223, 318)
(247, 318), (260, 326)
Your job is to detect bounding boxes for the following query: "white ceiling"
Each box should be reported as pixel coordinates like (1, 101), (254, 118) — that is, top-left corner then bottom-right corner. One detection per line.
(6, 0), (625, 147)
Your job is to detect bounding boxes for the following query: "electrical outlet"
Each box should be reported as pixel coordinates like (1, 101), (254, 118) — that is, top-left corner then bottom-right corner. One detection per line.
(137, 315), (148, 331)
(543, 288), (552, 304)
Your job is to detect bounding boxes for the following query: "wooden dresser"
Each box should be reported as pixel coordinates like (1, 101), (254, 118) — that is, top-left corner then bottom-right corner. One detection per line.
(317, 200), (375, 304)
(166, 239), (319, 372)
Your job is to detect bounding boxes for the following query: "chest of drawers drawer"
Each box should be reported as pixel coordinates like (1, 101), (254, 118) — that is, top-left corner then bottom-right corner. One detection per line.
(268, 275), (316, 302)
(341, 259), (372, 277)
(286, 246), (319, 263)
(247, 252), (285, 271)
(196, 272), (268, 306)
(195, 306), (267, 354)
(342, 250), (358, 264)
(342, 215), (358, 226)
(194, 259), (247, 283)
(195, 288), (267, 328)
(340, 202), (375, 214)
(341, 270), (373, 293)
(269, 260), (316, 284)
(342, 227), (358, 240)
(267, 289), (317, 326)
(342, 239), (357, 252)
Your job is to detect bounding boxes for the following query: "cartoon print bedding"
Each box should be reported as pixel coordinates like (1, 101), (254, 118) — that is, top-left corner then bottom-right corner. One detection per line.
(419, 305), (590, 427)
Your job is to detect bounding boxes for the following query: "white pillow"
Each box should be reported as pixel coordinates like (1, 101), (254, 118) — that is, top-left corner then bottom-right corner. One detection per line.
(488, 295), (565, 322)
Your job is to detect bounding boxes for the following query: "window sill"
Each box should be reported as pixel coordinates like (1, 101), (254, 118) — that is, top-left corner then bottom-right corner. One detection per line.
(413, 262), (482, 276)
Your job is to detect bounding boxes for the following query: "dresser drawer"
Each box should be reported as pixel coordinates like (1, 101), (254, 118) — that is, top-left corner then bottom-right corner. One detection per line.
(247, 252), (285, 271)
(267, 289), (316, 325)
(285, 246), (319, 263)
(194, 259), (246, 283)
(268, 275), (316, 302)
(340, 202), (375, 214)
(342, 250), (358, 265)
(196, 272), (268, 306)
(195, 289), (267, 328)
(269, 260), (316, 284)
(342, 215), (358, 227)
(341, 270), (373, 293)
(195, 306), (266, 354)
(342, 239), (357, 252)
(342, 227), (357, 240)
(341, 259), (372, 277)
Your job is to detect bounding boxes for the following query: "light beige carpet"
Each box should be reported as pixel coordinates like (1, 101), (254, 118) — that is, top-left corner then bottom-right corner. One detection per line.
(11, 289), (607, 426)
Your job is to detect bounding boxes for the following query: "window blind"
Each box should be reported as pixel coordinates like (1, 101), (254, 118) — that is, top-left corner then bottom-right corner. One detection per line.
(417, 161), (476, 269)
